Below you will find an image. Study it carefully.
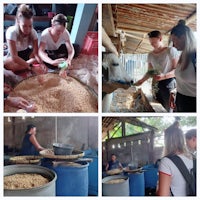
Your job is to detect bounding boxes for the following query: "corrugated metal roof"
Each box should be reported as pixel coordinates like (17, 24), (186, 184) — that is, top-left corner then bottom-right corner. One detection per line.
(102, 4), (196, 54)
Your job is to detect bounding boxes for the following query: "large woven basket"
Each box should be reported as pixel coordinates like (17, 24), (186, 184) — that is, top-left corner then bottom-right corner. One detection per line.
(5, 73), (97, 113)
(39, 149), (84, 160)
(9, 156), (42, 164)
(106, 168), (123, 175)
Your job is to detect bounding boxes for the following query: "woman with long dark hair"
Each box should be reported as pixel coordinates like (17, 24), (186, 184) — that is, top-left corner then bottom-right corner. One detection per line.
(20, 124), (44, 155)
(170, 20), (196, 112)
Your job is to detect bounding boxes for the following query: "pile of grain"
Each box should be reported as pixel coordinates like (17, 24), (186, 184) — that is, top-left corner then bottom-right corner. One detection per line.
(105, 178), (125, 184)
(4, 173), (49, 189)
(6, 73), (97, 112)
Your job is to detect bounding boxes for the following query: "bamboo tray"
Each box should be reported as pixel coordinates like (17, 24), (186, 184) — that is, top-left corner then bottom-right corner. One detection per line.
(40, 149), (84, 160)
(106, 168), (123, 175)
(123, 167), (143, 174)
(9, 156), (42, 164)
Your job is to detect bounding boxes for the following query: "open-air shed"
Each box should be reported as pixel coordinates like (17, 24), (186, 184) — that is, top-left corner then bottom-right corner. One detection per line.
(103, 4), (196, 54)
(102, 117), (159, 168)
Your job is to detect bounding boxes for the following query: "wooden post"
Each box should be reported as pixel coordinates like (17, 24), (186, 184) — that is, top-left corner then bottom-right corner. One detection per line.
(102, 27), (118, 56)
(122, 120), (125, 137)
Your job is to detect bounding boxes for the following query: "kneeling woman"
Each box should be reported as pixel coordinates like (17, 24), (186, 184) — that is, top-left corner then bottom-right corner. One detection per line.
(4, 4), (46, 78)
(39, 14), (75, 75)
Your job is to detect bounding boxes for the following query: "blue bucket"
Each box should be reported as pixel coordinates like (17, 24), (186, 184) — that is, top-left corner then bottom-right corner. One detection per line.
(142, 165), (158, 188)
(129, 172), (145, 196)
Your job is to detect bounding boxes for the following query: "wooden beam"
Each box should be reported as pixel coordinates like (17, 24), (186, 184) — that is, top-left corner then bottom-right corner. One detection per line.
(166, 11), (196, 34)
(185, 12), (196, 25)
(125, 32), (147, 41)
(122, 120), (125, 137)
(134, 34), (146, 53)
(117, 4), (196, 18)
(102, 131), (108, 140)
(102, 4), (116, 37)
(116, 28), (148, 35)
(102, 27), (119, 56)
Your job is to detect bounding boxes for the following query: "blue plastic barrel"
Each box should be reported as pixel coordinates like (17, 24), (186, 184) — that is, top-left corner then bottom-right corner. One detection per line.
(87, 156), (98, 195)
(129, 172), (145, 196)
(41, 159), (89, 196)
(142, 165), (158, 188)
(84, 149), (98, 196)
(54, 162), (89, 196)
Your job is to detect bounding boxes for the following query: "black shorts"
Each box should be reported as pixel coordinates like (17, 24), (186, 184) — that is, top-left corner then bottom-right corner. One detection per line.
(176, 92), (196, 112)
(18, 47), (33, 61)
(44, 44), (68, 70)
(156, 78), (176, 111)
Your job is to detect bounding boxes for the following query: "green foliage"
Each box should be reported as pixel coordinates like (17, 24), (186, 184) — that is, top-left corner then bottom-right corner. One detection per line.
(125, 123), (144, 136)
(106, 116), (196, 140)
(138, 116), (196, 134)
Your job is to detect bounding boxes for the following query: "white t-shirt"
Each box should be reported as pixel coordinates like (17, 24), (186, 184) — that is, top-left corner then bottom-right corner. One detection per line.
(159, 154), (193, 196)
(148, 47), (179, 74)
(6, 25), (38, 52)
(175, 62), (196, 97)
(40, 28), (70, 50)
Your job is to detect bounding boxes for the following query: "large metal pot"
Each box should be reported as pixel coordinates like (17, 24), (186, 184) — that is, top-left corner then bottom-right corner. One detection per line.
(53, 143), (74, 155)
(4, 164), (57, 196)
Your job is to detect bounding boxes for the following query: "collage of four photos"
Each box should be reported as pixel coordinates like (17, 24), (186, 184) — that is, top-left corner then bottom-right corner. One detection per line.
(3, 2), (197, 198)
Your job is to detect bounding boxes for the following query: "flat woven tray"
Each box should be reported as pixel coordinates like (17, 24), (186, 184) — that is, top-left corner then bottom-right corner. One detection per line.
(39, 149), (84, 160)
(106, 168), (123, 175)
(9, 156), (42, 164)
(124, 167), (143, 174)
